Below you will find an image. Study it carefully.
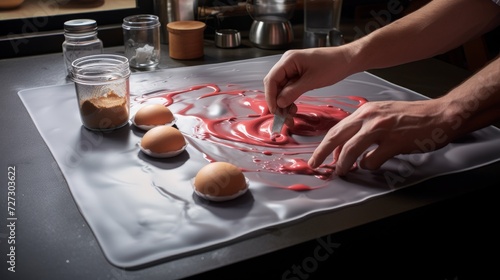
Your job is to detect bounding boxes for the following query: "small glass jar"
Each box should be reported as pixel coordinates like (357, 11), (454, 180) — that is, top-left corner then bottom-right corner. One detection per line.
(122, 14), (161, 69)
(62, 19), (103, 76)
(304, 0), (343, 47)
(70, 54), (131, 131)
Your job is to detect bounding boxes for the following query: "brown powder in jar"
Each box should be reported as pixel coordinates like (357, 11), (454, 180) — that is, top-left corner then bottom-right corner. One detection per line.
(80, 91), (129, 130)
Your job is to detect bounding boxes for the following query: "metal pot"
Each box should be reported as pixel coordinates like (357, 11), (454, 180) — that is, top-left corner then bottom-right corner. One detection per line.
(246, 0), (297, 49)
(246, 0), (296, 21)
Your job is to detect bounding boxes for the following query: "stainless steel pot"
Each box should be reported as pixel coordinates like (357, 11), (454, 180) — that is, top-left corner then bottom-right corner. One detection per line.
(246, 0), (296, 21)
(246, 0), (297, 49)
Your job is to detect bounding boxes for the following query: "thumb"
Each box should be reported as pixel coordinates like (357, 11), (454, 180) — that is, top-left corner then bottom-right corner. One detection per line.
(276, 78), (309, 108)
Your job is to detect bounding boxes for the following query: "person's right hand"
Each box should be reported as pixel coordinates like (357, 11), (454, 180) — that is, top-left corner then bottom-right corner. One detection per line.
(263, 47), (355, 114)
(308, 98), (460, 176)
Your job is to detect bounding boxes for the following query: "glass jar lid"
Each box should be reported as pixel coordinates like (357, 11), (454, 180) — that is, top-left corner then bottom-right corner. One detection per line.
(64, 19), (98, 33)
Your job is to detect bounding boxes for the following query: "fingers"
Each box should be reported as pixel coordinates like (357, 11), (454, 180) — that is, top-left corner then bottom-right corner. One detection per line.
(308, 118), (361, 169)
(334, 131), (379, 175)
(264, 51), (309, 113)
(265, 74), (303, 113)
(359, 144), (397, 171)
(276, 77), (303, 109)
(263, 72), (282, 114)
(264, 75), (286, 114)
(309, 125), (403, 176)
(264, 52), (297, 114)
(284, 103), (298, 128)
(308, 111), (391, 176)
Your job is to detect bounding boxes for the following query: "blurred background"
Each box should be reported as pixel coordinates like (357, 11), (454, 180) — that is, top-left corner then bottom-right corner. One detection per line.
(1, 0), (498, 71)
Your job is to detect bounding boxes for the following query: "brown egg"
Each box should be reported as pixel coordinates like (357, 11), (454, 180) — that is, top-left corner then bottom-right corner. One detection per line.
(194, 162), (248, 200)
(140, 126), (186, 155)
(134, 104), (174, 127)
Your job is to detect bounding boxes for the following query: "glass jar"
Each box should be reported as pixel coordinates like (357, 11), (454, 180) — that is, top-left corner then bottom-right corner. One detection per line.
(62, 19), (103, 76)
(70, 54), (131, 131)
(304, 0), (343, 47)
(122, 14), (161, 69)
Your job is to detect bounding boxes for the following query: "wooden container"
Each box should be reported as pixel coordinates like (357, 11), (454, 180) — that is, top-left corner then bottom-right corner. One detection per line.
(0, 0), (24, 8)
(167, 21), (206, 60)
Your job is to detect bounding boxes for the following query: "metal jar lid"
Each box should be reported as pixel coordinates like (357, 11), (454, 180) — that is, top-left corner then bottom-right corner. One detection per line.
(64, 19), (98, 33)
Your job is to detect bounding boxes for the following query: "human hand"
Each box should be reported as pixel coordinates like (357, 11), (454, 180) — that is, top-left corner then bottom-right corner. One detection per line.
(263, 48), (354, 114)
(308, 99), (457, 176)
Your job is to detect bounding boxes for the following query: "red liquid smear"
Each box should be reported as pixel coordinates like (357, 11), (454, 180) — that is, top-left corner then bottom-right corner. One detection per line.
(279, 158), (334, 180)
(136, 84), (366, 190)
(287, 184), (315, 191)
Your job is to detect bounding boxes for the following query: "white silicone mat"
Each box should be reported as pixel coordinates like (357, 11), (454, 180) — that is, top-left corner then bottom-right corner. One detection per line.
(18, 55), (500, 268)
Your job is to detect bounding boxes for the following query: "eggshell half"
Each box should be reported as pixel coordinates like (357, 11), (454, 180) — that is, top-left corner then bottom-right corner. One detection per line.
(193, 162), (248, 200)
(140, 126), (186, 157)
(133, 104), (175, 130)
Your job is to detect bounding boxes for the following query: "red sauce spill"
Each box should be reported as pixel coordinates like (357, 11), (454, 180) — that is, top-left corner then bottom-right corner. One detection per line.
(135, 84), (367, 190)
(279, 158), (335, 180)
(287, 184), (315, 191)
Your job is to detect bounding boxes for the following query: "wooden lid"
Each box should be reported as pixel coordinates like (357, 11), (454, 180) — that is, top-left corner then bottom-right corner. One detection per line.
(167, 21), (206, 34)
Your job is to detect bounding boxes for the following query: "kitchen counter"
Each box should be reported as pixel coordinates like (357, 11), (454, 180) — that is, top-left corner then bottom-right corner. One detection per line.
(1, 36), (498, 280)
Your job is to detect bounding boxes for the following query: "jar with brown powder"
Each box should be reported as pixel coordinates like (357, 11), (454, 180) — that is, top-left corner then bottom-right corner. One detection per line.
(70, 54), (131, 131)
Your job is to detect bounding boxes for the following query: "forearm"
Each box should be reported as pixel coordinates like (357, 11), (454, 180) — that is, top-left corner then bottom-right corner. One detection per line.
(440, 56), (500, 138)
(345, 0), (500, 73)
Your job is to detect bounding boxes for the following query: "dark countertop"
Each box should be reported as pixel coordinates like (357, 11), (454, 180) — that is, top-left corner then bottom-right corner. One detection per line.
(1, 36), (498, 280)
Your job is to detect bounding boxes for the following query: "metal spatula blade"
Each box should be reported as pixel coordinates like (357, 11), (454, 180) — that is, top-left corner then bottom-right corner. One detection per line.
(270, 106), (291, 141)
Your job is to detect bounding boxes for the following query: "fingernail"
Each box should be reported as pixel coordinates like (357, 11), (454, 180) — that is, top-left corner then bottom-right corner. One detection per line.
(308, 158), (316, 168)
